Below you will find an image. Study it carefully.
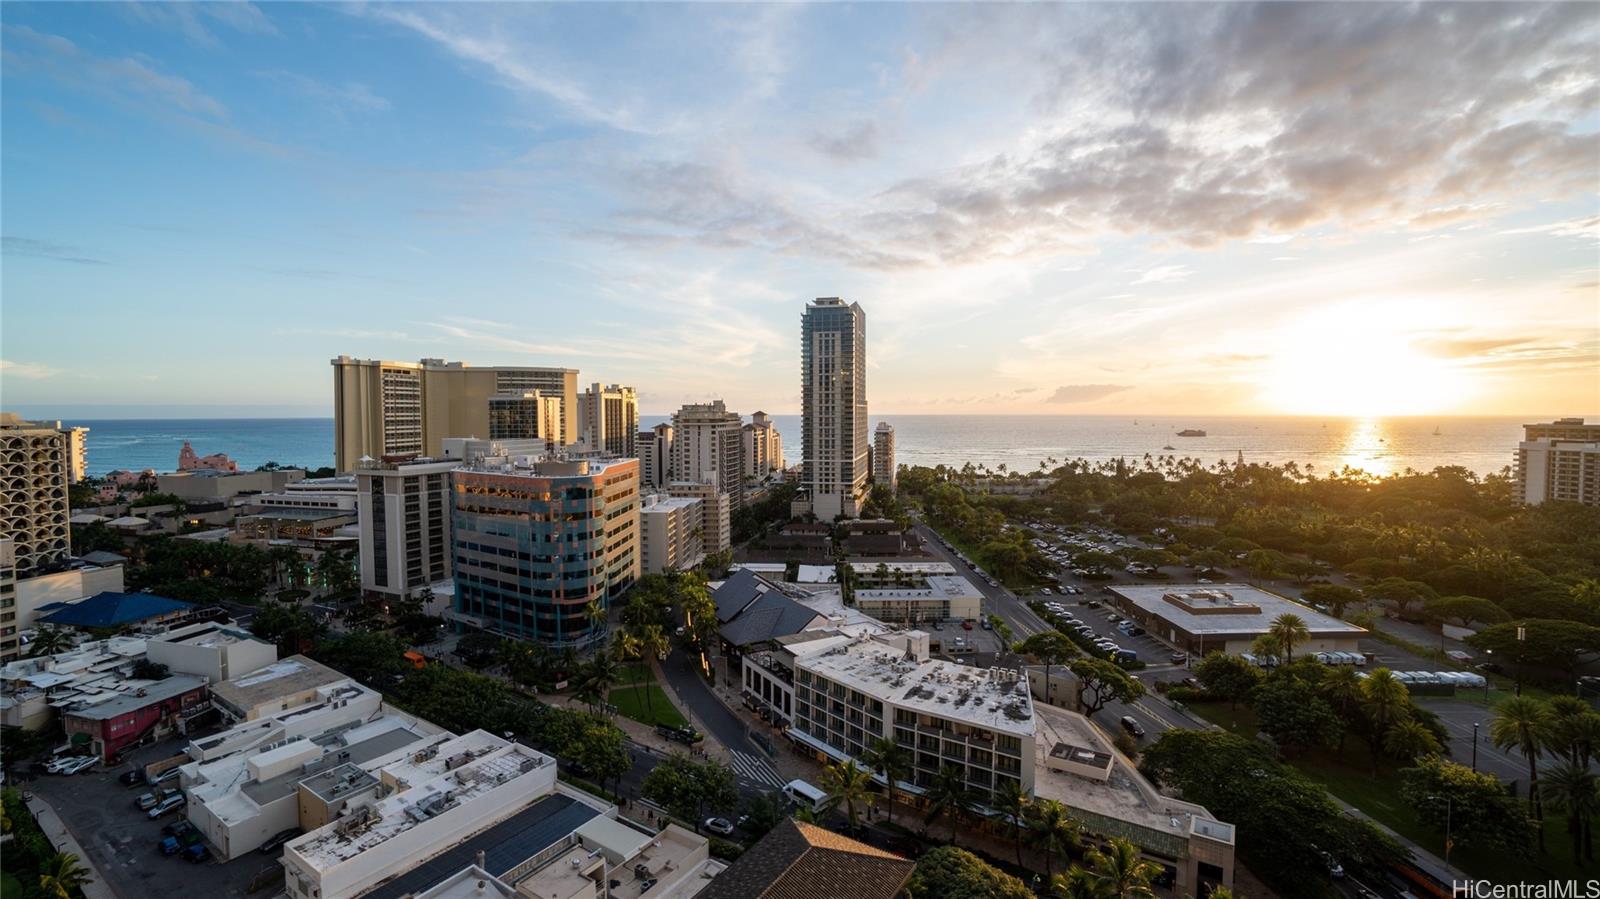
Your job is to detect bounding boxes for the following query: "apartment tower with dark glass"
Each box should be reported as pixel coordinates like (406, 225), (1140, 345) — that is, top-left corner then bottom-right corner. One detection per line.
(801, 297), (869, 520)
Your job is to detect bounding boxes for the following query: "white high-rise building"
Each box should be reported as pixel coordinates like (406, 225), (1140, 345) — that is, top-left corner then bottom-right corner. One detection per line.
(577, 383), (638, 457)
(742, 411), (784, 480)
(1516, 418), (1600, 507)
(1, 413), (73, 577)
(670, 401), (744, 500)
(639, 494), (706, 574)
(801, 298), (868, 520)
(637, 423), (673, 489)
(873, 422), (896, 492)
(665, 481), (731, 558)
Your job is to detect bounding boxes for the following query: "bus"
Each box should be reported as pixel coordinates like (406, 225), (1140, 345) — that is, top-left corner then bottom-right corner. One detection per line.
(782, 779), (828, 813)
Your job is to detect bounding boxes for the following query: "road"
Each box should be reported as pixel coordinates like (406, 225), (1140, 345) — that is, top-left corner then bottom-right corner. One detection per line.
(656, 644), (788, 791)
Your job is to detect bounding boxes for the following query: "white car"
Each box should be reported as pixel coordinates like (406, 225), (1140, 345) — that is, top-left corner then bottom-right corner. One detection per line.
(59, 756), (99, 775)
(46, 756), (85, 774)
(147, 794), (186, 819)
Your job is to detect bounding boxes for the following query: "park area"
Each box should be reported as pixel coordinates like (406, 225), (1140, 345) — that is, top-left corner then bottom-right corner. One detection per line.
(608, 664), (689, 729)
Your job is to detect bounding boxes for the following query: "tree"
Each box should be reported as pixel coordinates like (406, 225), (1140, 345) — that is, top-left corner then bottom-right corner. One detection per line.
(26, 627), (73, 658)
(584, 599), (608, 642)
(1195, 652), (1263, 711)
(1321, 665), (1364, 755)
(455, 630), (503, 670)
(316, 630), (406, 686)
(1266, 613), (1310, 663)
(38, 852), (92, 899)
(1541, 762), (1600, 864)
(736, 792), (787, 840)
(1360, 669), (1413, 772)
(1302, 584), (1363, 618)
(575, 650), (620, 713)
(992, 776), (1029, 868)
(1364, 578), (1437, 617)
(1383, 719), (1442, 763)
(1400, 756), (1535, 855)
(1423, 595), (1511, 630)
(249, 601), (326, 656)
(819, 759), (872, 830)
(1016, 631), (1076, 706)
(923, 764), (976, 846)
(1025, 797), (1082, 879)
(131, 659), (170, 680)
(569, 715), (631, 799)
(1069, 657), (1145, 718)
(862, 737), (911, 827)
(1547, 698), (1600, 769)
(641, 752), (736, 832)
(1468, 619), (1600, 682)
(905, 846), (1033, 899)
(1254, 675), (1341, 755)
(1082, 837), (1162, 899)
(1492, 695), (1555, 841)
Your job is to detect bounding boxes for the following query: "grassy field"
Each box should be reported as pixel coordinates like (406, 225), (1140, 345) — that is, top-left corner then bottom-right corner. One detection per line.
(609, 685), (689, 729)
(1185, 701), (1582, 880)
(615, 663), (656, 686)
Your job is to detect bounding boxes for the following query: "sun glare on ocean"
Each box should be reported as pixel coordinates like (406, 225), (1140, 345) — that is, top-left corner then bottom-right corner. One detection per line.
(1259, 304), (1469, 417)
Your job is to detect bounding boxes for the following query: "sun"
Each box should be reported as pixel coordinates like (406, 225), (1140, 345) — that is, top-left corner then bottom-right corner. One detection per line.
(1258, 303), (1469, 417)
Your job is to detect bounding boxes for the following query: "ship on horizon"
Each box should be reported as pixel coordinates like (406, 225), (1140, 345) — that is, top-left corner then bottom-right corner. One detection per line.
(1177, 428), (1207, 437)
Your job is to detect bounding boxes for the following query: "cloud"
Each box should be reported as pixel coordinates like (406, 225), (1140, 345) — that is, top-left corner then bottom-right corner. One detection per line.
(0, 360), (61, 380)
(2, 236), (109, 265)
(1499, 215), (1600, 241)
(3, 25), (228, 118)
(1046, 384), (1133, 404)
(1414, 335), (1537, 359)
(1130, 265), (1192, 286)
(809, 120), (879, 161)
(120, 1), (277, 48)
(257, 71), (391, 117)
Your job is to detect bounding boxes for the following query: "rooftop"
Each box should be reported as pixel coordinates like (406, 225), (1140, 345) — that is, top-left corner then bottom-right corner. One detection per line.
(799, 638), (1034, 736)
(1110, 583), (1367, 636)
(698, 819), (913, 899)
(718, 592), (825, 648)
(148, 622), (259, 649)
(38, 591), (193, 628)
(1032, 705), (1233, 858)
(209, 655), (348, 713)
(856, 575), (982, 603)
(62, 674), (207, 720)
(454, 456), (634, 478)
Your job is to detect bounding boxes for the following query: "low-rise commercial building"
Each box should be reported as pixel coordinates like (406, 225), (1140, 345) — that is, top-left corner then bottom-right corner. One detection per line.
(1, 544), (125, 661)
(145, 622), (279, 686)
(639, 494), (705, 574)
(1105, 584), (1366, 658)
(63, 673), (211, 761)
(700, 819), (913, 899)
(1, 635), (152, 730)
(853, 574), (982, 625)
(840, 519), (908, 556)
(208, 655), (354, 723)
(156, 468), (306, 502)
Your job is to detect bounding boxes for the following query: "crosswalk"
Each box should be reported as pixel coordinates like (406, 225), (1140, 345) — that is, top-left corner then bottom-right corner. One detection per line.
(728, 749), (786, 788)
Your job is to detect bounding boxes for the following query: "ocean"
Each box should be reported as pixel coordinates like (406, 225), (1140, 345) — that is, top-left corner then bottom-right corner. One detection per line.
(63, 415), (1530, 480)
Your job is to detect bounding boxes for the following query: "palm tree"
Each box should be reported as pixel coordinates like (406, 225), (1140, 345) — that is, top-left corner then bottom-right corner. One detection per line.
(819, 759), (872, 830)
(635, 624), (670, 723)
(38, 852), (92, 899)
(577, 651), (620, 713)
(1360, 669), (1411, 773)
(1383, 719), (1441, 763)
(1322, 666), (1363, 755)
(1026, 798), (1082, 879)
(584, 599), (608, 644)
(1084, 837), (1161, 899)
(862, 737), (911, 827)
(615, 631), (644, 716)
(992, 777), (1029, 868)
(1267, 613), (1310, 664)
(1494, 695), (1555, 847)
(923, 765), (975, 846)
(1051, 867), (1102, 899)
(1542, 762), (1600, 864)
(27, 626), (73, 658)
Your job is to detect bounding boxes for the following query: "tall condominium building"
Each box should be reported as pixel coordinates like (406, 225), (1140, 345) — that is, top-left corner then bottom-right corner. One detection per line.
(355, 457), (460, 604)
(1, 413), (73, 577)
(577, 383), (639, 457)
(65, 426), (88, 484)
(671, 400), (744, 499)
(452, 457), (639, 647)
(801, 297), (869, 520)
(639, 494), (706, 574)
(873, 421), (896, 491)
(1516, 418), (1600, 507)
(742, 411), (784, 479)
(487, 391), (563, 447)
(637, 423), (673, 489)
(665, 481), (731, 558)
(330, 357), (579, 471)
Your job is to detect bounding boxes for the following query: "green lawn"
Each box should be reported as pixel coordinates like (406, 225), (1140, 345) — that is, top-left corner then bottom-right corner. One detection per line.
(608, 685), (688, 729)
(615, 664), (656, 686)
(1, 872), (22, 899)
(1186, 703), (1583, 880)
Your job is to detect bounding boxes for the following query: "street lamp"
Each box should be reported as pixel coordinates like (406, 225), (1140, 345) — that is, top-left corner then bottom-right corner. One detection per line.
(1472, 722), (1480, 772)
(1515, 625), (1526, 696)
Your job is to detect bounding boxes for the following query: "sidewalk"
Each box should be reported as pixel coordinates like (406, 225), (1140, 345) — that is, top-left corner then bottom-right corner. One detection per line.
(23, 793), (119, 899)
(697, 653), (820, 783)
(1329, 794), (1457, 886)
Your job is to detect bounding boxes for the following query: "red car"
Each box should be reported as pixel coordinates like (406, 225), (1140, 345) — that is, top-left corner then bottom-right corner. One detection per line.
(962, 620), (973, 630)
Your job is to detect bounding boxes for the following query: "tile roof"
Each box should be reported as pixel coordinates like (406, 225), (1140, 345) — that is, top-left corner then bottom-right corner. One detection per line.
(38, 592), (193, 628)
(700, 819), (913, 899)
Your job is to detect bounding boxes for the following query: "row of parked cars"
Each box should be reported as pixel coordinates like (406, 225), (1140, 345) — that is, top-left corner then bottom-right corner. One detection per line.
(42, 755), (100, 776)
(1039, 601), (1140, 666)
(1383, 670), (1489, 688)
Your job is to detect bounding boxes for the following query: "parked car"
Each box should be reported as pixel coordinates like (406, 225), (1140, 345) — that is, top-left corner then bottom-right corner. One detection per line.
(258, 828), (302, 854)
(59, 757), (99, 776)
(159, 836), (184, 856)
(151, 767), (182, 785)
(656, 724), (703, 745)
(962, 620), (973, 630)
(184, 843), (212, 864)
(136, 790), (166, 811)
(119, 769), (147, 787)
(162, 820), (197, 839)
(1040, 588), (1053, 595)
(148, 794), (186, 819)
(703, 817), (735, 836)
(1169, 652), (1188, 665)
(980, 618), (992, 630)
(45, 755), (84, 775)
(1119, 716), (1147, 738)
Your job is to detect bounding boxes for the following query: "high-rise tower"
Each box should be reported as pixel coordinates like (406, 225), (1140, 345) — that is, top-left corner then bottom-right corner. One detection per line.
(801, 298), (868, 520)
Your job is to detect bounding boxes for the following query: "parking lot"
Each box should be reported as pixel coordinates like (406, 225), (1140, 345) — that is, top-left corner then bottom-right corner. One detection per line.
(1034, 590), (1185, 670)
(21, 736), (281, 899)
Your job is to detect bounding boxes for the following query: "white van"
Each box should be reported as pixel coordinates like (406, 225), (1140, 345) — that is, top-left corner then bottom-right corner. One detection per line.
(783, 779), (828, 813)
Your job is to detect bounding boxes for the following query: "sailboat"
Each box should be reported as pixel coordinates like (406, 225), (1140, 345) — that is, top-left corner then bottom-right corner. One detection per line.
(1432, 425), (1441, 436)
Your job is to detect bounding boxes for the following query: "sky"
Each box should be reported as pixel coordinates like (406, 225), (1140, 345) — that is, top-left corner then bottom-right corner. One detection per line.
(2, 2), (1597, 418)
